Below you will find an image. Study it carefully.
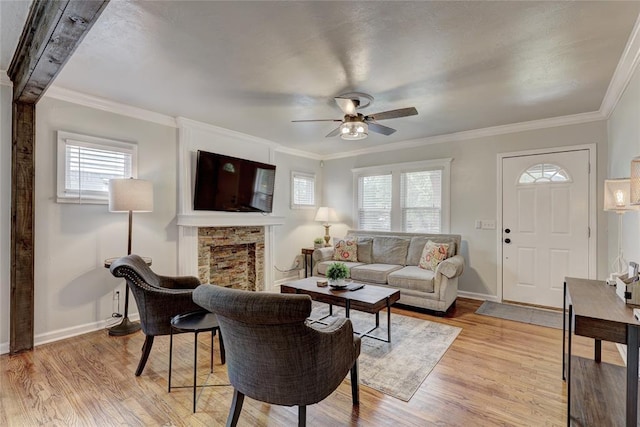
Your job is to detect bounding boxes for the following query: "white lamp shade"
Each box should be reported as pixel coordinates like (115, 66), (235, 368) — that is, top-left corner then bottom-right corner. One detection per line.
(314, 206), (337, 223)
(108, 178), (154, 212)
(604, 178), (637, 212)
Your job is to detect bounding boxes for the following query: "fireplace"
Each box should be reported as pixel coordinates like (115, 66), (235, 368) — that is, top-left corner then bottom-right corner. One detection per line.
(198, 226), (265, 291)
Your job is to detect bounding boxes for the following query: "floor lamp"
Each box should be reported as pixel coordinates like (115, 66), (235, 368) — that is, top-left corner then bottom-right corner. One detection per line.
(108, 178), (154, 336)
(604, 178), (636, 284)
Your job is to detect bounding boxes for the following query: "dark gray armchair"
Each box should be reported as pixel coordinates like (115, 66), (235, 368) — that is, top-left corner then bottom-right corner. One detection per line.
(193, 284), (361, 427)
(109, 254), (202, 376)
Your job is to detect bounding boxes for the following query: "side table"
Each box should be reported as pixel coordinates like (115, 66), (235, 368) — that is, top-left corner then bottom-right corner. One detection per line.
(104, 256), (152, 336)
(169, 310), (227, 412)
(301, 247), (315, 278)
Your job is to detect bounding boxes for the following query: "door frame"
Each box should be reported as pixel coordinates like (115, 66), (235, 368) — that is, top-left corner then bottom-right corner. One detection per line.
(496, 144), (597, 303)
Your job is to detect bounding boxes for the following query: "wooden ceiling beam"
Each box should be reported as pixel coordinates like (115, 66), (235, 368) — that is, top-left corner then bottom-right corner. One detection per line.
(8, 0), (109, 103)
(7, 0), (108, 354)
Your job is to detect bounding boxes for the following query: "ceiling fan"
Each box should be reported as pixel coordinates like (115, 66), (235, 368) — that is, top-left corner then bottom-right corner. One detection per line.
(292, 92), (418, 140)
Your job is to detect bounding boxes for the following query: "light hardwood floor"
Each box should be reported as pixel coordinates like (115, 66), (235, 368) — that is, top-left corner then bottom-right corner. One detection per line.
(0, 298), (623, 426)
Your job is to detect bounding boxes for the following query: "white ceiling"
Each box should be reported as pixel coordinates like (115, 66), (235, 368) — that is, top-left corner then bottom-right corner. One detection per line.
(2, 1), (640, 157)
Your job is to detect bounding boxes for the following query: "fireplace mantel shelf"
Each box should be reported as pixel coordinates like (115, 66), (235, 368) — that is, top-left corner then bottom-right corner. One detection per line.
(177, 213), (285, 227)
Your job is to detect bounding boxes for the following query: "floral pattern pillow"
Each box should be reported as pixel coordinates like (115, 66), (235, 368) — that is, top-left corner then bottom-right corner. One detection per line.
(333, 239), (358, 262)
(418, 240), (450, 271)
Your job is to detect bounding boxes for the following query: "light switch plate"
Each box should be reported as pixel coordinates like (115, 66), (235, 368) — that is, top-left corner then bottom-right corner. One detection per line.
(482, 220), (496, 230)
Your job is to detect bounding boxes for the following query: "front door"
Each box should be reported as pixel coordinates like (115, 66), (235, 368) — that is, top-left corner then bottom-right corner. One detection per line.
(502, 150), (590, 308)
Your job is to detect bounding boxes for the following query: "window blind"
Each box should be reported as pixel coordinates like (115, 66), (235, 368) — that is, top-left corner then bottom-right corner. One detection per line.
(292, 172), (315, 207)
(64, 143), (133, 199)
(401, 170), (442, 232)
(358, 174), (392, 230)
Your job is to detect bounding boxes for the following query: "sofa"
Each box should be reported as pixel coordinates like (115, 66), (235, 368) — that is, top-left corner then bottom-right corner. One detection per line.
(313, 230), (464, 315)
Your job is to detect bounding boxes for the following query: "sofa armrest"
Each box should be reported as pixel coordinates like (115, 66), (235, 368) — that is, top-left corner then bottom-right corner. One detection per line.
(436, 254), (465, 279)
(313, 247), (335, 263)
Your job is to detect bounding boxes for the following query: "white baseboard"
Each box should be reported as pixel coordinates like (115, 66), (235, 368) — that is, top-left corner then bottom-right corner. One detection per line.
(0, 313), (140, 355)
(458, 290), (499, 302)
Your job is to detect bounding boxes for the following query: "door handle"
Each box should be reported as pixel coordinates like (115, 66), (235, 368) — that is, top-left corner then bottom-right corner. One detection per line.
(504, 238), (511, 244)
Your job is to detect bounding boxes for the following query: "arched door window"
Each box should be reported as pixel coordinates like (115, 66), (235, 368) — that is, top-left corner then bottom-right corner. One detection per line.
(518, 163), (571, 184)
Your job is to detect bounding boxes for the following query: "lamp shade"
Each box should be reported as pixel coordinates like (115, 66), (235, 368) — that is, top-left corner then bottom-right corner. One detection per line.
(108, 178), (153, 212)
(604, 178), (637, 212)
(314, 207), (336, 224)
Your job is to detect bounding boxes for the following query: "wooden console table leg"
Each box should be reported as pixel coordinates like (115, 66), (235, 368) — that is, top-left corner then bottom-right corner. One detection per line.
(595, 339), (601, 363)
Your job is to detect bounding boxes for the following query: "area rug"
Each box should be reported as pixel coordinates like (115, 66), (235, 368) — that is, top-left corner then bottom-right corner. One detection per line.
(309, 305), (461, 401)
(475, 300), (563, 329)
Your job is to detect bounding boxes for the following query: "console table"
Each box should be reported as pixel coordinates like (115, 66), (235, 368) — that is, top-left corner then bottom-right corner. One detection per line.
(563, 277), (640, 426)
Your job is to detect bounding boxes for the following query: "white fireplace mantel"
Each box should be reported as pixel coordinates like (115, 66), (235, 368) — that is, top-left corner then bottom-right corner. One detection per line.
(177, 213), (285, 227)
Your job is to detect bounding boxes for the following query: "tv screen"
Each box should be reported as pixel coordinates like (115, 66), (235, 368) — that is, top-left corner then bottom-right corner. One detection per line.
(193, 150), (276, 213)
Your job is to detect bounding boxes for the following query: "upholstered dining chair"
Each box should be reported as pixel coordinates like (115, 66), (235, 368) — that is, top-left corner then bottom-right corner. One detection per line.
(109, 254), (205, 376)
(193, 284), (361, 427)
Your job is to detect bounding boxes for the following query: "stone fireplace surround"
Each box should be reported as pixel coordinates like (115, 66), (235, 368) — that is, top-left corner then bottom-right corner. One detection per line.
(198, 226), (264, 291)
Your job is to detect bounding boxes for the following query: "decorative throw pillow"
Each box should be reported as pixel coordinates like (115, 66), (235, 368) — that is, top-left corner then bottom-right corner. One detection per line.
(333, 239), (358, 262)
(418, 240), (450, 271)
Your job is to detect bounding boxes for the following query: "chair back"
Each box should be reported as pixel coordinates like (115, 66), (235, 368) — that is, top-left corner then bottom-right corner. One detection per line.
(110, 254), (201, 336)
(193, 284), (355, 406)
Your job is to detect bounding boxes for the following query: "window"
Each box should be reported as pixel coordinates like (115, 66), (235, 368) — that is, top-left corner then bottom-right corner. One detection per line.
(353, 159), (451, 233)
(401, 170), (442, 233)
(57, 131), (138, 204)
(291, 171), (316, 209)
(518, 163), (570, 184)
(357, 174), (392, 230)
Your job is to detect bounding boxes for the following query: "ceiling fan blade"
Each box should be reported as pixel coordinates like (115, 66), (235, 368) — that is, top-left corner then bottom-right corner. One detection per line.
(325, 127), (342, 138)
(368, 122), (396, 136)
(292, 119), (342, 122)
(366, 107), (418, 121)
(335, 97), (358, 116)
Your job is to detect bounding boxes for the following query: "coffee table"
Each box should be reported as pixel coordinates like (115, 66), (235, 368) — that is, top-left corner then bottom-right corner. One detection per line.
(281, 276), (400, 342)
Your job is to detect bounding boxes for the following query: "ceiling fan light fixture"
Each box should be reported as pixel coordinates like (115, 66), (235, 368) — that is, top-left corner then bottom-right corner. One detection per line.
(340, 121), (368, 140)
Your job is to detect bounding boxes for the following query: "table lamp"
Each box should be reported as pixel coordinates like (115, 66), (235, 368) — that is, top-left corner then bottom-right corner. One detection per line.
(314, 207), (336, 247)
(108, 177), (153, 336)
(604, 178), (637, 284)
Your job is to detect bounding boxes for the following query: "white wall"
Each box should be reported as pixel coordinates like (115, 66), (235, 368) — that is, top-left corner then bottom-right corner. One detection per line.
(608, 63), (640, 272)
(0, 85), (11, 349)
(0, 95), (179, 352)
(272, 151), (323, 282)
(323, 121), (609, 299)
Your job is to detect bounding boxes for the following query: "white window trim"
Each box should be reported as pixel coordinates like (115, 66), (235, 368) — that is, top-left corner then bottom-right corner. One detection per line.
(290, 170), (316, 209)
(56, 131), (138, 204)
(352, 158), (452, 233)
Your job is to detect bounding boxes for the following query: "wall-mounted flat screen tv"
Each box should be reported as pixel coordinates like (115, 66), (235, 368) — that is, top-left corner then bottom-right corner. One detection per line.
(193, 150), (276, 213)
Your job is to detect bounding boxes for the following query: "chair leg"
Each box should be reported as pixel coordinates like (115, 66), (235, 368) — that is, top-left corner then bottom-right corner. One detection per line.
(218, 330), (226, 365)
(226, 389), (244, 427)
(135, 335), (154, 376)
(350, 360), (359, 405)
(298, 405), (306, 427)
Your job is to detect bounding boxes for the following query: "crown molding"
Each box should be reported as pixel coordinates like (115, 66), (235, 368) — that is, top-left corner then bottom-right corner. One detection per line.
(176, 116), (280, 149)
(274, 144), (323, 160)
(600, 13), (640, 118)
(44, 85), (177, 128)
(322, 110), (605, 161)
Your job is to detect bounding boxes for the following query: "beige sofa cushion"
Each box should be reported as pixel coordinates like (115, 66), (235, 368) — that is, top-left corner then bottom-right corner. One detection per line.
(317, 260), (364, 277)
(350, 264), (403, 284)
(407, 236), (456, 265)
(345, 236), (373, 264)
(387, 266), (435, 293)
(372, 237), (410, 265)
